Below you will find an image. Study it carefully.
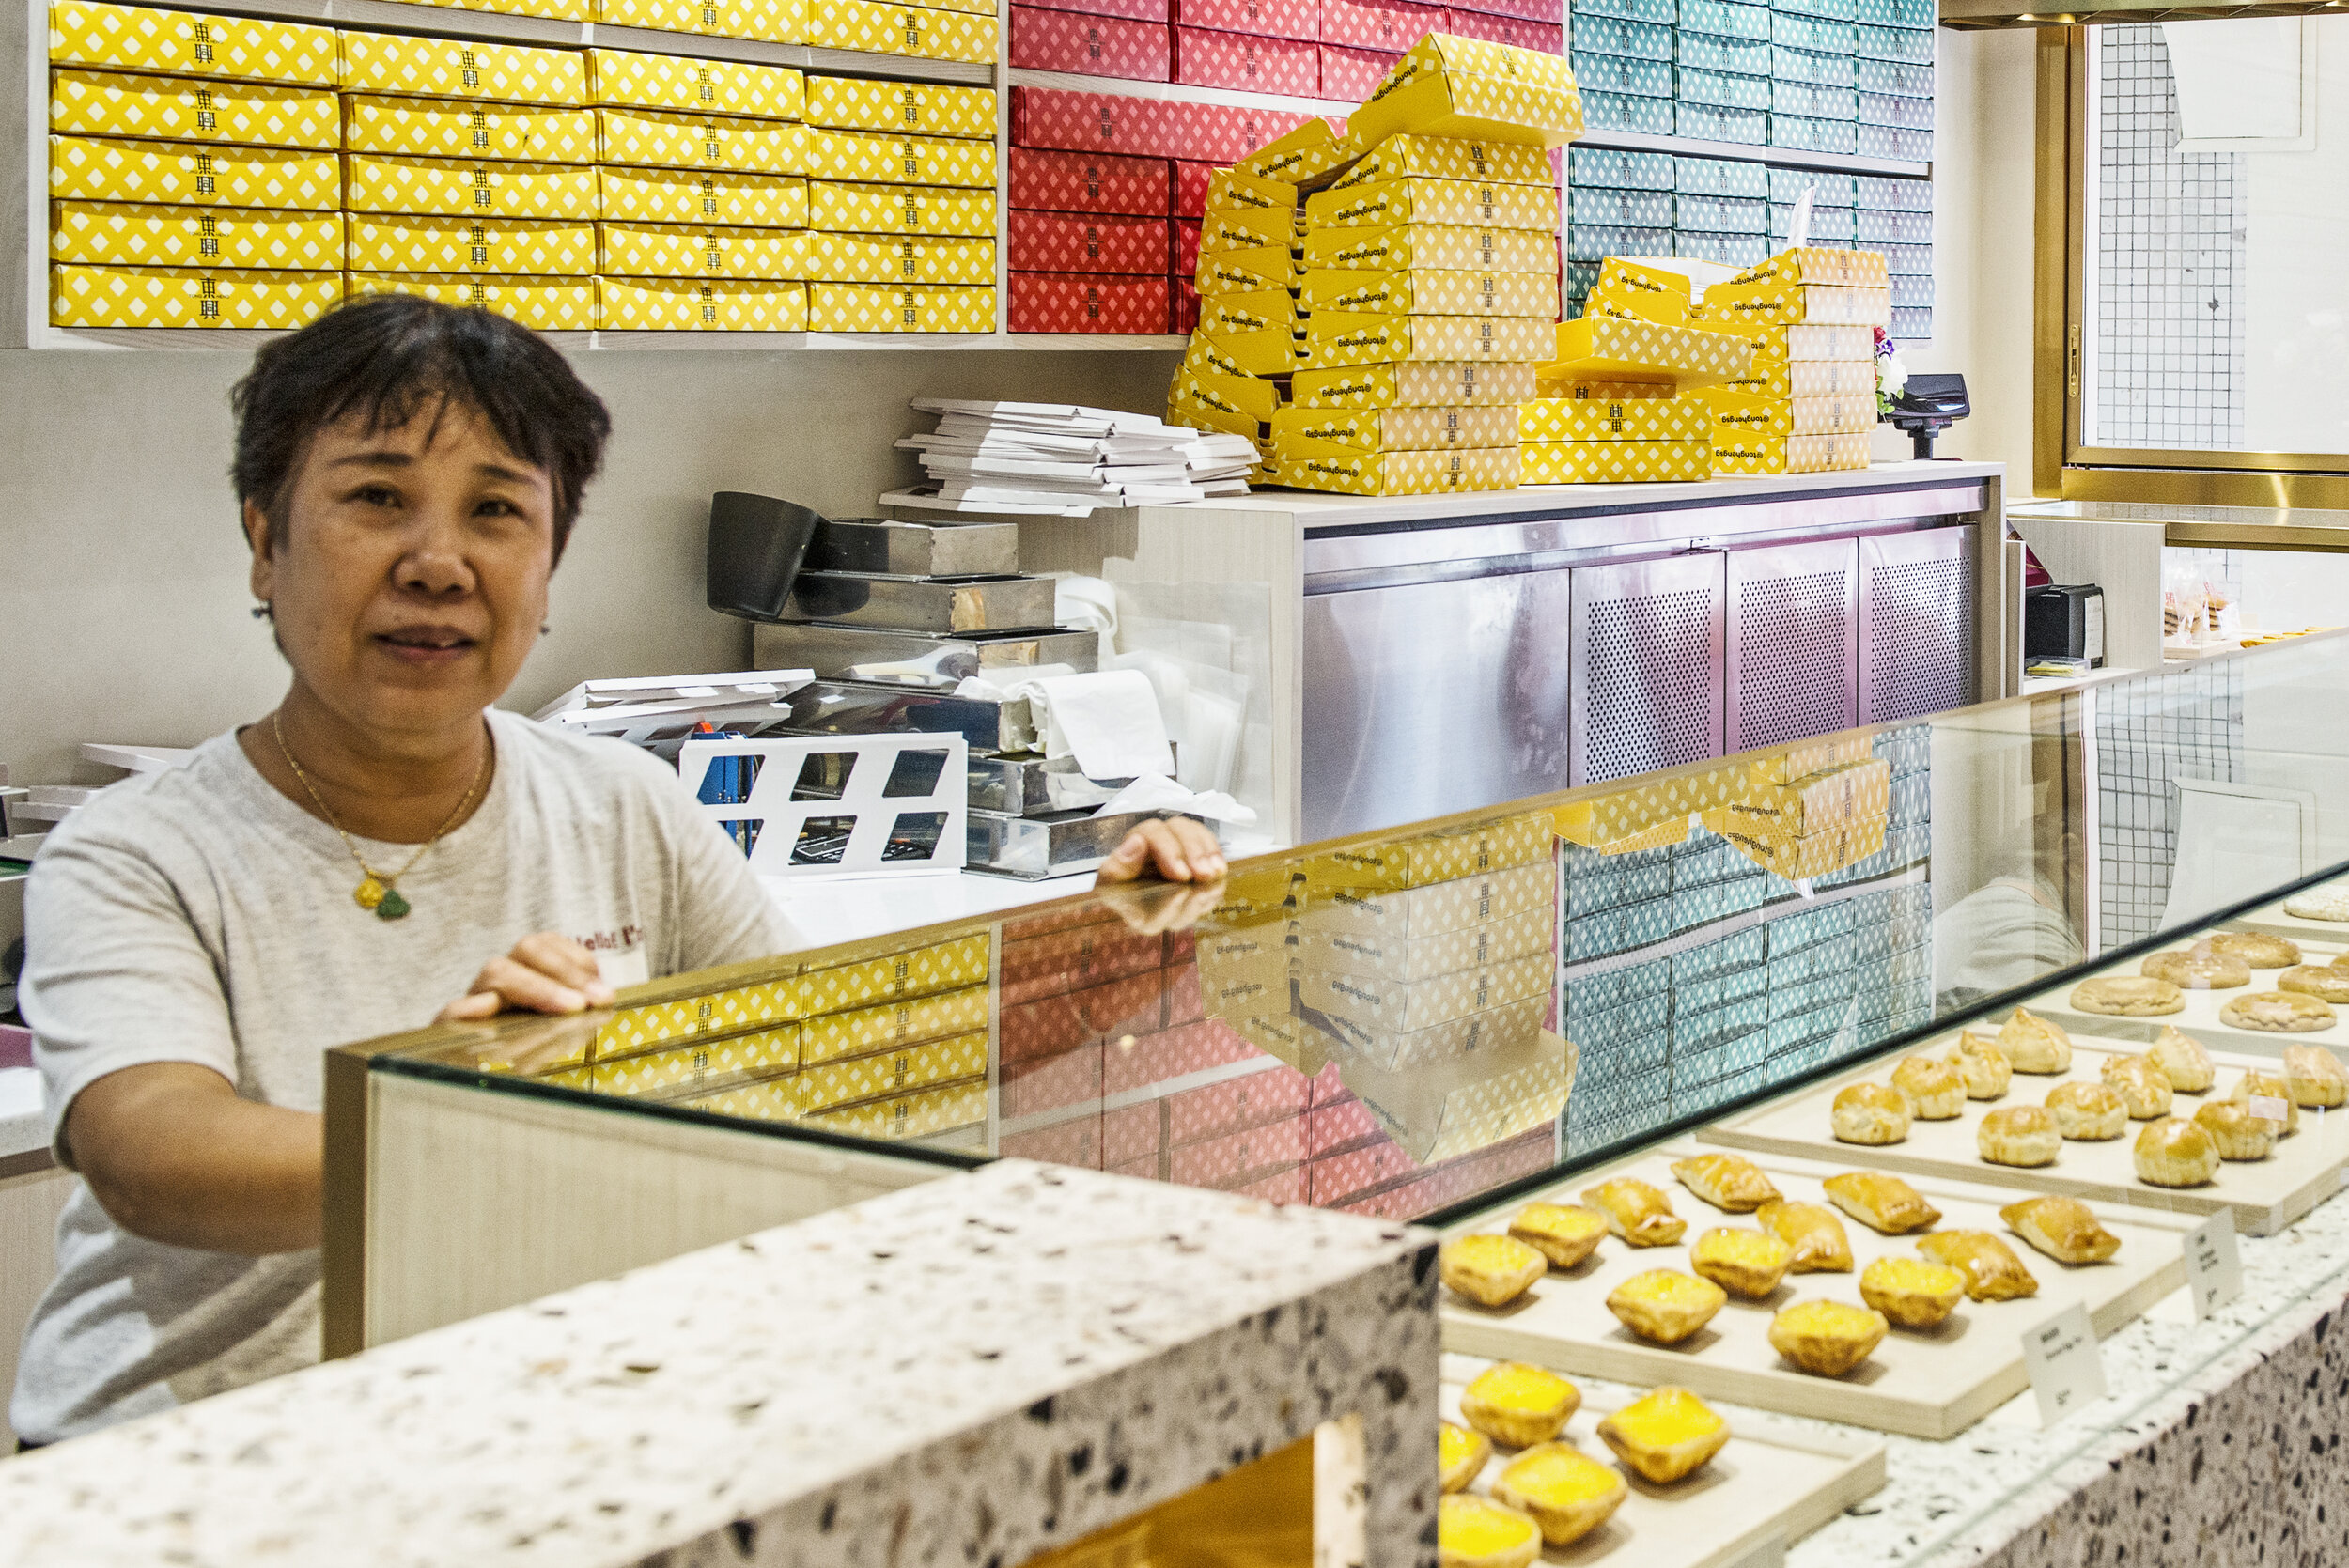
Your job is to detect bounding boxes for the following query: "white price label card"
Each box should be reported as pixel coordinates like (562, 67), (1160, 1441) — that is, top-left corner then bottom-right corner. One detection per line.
(2248, 1094), (2291, 1126)
(2023, 1302), (2108, 1426)
(2185, 1207), (2243, 1322)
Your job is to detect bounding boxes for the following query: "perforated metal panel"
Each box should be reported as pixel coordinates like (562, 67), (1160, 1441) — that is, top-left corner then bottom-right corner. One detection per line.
(1727, 539), (1858, 753)
(1569, 554), (1725, 786)
(1859, 528), (1974, 723)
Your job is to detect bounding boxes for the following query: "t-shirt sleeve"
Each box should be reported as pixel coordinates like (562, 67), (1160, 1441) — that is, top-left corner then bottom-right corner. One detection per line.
(20, 823), (241, 1169)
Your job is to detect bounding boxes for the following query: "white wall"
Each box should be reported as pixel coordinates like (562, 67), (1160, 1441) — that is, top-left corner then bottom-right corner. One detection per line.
(2242, 17), (2349, 453)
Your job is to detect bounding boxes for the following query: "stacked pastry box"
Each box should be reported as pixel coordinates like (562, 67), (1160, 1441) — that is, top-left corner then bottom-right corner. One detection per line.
(603, 0), (1000, 59)
(1322, 0), (1566, 102)
(1011, 0), (1173, 85)
(1701, 732), (1891, 882)
(1692, 245), (1888, 474)
(1517, 259), (1752, 484)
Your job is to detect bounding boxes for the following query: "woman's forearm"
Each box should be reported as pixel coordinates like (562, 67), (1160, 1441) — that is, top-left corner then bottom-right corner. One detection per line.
(66, 1063), (323, 1255)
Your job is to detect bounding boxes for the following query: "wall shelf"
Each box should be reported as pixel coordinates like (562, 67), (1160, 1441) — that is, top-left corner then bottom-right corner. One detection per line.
(35, 325), (1189, 350)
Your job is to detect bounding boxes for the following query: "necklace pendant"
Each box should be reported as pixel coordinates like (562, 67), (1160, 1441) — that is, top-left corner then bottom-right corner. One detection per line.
(353, 876), (387, 910)
(375, 888), (412, 921)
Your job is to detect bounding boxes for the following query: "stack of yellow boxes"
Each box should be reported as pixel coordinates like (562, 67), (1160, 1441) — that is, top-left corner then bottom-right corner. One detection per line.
(1701, 733), (1890, 878)
(801, 75), (999, 334)
(1693, 247), (1890, 475)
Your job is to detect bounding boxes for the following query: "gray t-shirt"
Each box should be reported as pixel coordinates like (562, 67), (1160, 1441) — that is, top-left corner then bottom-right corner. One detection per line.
(10, 709), (802, 1444)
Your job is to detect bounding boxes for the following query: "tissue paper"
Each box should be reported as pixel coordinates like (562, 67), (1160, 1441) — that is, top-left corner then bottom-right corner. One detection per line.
(1025, 669), (1177, 778)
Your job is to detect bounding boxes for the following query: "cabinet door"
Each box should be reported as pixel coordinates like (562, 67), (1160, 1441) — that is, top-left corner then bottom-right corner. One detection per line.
(1859, 527), (1975, 723)
(1569, 553), (1726, 786)
(1727, 537), (1859, 754)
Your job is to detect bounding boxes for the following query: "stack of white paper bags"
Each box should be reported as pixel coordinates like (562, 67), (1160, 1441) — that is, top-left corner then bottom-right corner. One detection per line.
(887, 399), (1257, 516)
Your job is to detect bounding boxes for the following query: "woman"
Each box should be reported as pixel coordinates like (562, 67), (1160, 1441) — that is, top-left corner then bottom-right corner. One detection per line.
(10, 296), (1221, 1448)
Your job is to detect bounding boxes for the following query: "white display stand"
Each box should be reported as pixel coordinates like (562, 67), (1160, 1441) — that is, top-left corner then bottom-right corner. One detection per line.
(678, 734), (966, 880)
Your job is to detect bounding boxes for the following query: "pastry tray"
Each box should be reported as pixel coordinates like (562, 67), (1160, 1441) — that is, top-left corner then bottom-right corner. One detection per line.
(2206, 892), (2349, 948)
(1439, 1142), (2190, 1439)
(1439, 1353), (1886, 1568)
(2031, 928), (2349, 1059)
(1700, 1035), (2349, 1234)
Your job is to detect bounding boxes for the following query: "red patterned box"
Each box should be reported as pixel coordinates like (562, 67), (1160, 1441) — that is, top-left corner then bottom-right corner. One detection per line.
(1001, 921), (1168, 1004)
(1173, 159), (1215, 220)
(1309, 1062), (1349, 1104)
(1176, 27), (1319, 94)
(1013, 8), (1172, 80)
(1003, 1115), (1103, 1169)
(1168, 1112), (1310, 1188)
(1008, 147), (1170, 217)
(1165, 1063), (1313, 1146)
(1308, 1137), (1423, 1205)
(1001, 1041), (1105, 1119)
(1009, 210), (1171, 274)
(1103, 1101), (1162, 1166)
(1171, 218), (1202, 280)
(1340, 1126), (1555, 1217)
(1176, 0), (1317, 39)
(1317, 41), (1402, 101)
(1448, 0), (1561, 22)
(1023, 0), (1168, 19)
(1307, 1094), (1382, 1157)
(1319, 0), (1438, 50)
(1011, 272), (1172, 334)
(1173, 275), (1199, 333)
(1001, 968), (1173, 1062)
(1441, 8), (1559, 48)
(1104, 1018), (1268, 1095)
(1237, 1165), (1308, 1205)
(1012, 86), (1309, 162)
(1108, 1155), (1160, 1181)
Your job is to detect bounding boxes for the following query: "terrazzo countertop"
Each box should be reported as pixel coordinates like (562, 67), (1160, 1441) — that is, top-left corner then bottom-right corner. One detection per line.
(1, 1159), (1441, 1568)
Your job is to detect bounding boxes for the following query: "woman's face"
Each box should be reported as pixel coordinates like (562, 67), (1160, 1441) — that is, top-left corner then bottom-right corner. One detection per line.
(246, 399), (556, 745)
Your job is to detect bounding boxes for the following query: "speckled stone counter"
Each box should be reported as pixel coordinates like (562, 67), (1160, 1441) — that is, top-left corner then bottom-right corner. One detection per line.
(0, 1160), (1441, 1568)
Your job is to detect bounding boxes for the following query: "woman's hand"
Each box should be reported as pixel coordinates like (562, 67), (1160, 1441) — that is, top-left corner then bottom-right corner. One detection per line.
(1096, 816), (1227, 886)
(439, 932), (616, 1022)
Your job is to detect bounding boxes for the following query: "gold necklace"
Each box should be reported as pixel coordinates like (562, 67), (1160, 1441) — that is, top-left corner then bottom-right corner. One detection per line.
(271, 712), (491, 922)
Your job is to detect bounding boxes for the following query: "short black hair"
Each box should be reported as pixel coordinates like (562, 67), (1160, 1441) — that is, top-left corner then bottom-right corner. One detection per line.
(229, 295), (613, 561)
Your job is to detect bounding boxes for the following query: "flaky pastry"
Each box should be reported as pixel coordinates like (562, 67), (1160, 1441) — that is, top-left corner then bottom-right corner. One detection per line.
(2231, 1070), (2302, 1134)
(2283, 1043), (2349, 1109)
(1831, 1081), (1911, 1145)
(1439, 1420), (1490, 1495)
(2221, 990), (2336, 1034)
(2193, 1101), (2275, 1162)
(1604, 1269), (1728, 1345)
(1999, 1008), (2073, 1073)
(1438, 1493), (1543, 1568)
(2151, 1025), (2216, 1094)
(1488, 1444), (1626, 1548)
(1892, 1055), (1965, 1119)
(2046, 1080), (2128, 1141)
(1506, 1203), (1608, 1270)
(1859, 1255), (1967, 1327)
(1688, 1227), (1796, 1299)
(1756, 1200), (1855, 1273)
(1999, 1195), (2122, 1265)
(2140, 943), (2249, 989)
(1916, 1230), (2039, 1302)
(2278, 966), (2349, 1004)
(1459, 1360), (1579, 1449)
(1439, 1234), (1549, 1308)
(1595, 1387), (1730, 1484)
(1670, 1152), (1782, 1213)
(2211, 930), (2300, 969)
(2139, 1113), (2224, 1183)
(2070, 976), (2186, 1017)
(1948, 1031), (2012, 1100)
(1978, 1105), (2061, 1168)
(2100, 1054), (2173, 1120)
(1822, 1171), (1941, 1234)
(1581, 1177), (1686, 1248)
(1767, 1299), (1889, 1377)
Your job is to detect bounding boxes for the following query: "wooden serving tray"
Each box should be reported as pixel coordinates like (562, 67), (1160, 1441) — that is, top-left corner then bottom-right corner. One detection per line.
(1439, 1352), (1885, 1568)
(2032, 933), (2349, 1059)
(1440, 1144), (2188, 1439)
(2214, 894), (2349, 947)
(1700, 1036), (2349, 1234)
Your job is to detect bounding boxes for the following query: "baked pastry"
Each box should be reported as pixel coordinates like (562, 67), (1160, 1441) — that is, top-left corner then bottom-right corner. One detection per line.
(1670, 1152), (1782, 1213)
(2140, 943), (2250, 989)
(2220, 991), (2336, 1033)
(1506, 1203), (1608, 1270)
(2284, 884), (2349, 923)
(2101, 1055), (2173, 1120)
(1688, 1227), (1796, 1299)
(1605, 1269), (1729, 1346)
(1439, 1234), (1549, 1308)
(1488, 1444), (1626, 1549)
(1438, 1493), (1544, 1568)
(2211, 931), (2301, 969)
(1756, 1200), (1855, 1274)
(2070, 976), (2186, 1017)
(1917, 1230), (2040, 1301)
(1582, 1178), (1686, 1247)
(1439, 1420), (1490, 1494)
(2231, 1070), (2302, 1134)
(2046, 1080), (2128, 1141)
(1978, 1105), (2061, 1167)
(1948, 1031), (2012, 1100)
(2278, 966), (2349, 1003)
(1999, 1196), (2122, 1265)
(1859, 1255), (1967, 1328)
(1822, 1171), (1942, 1234)
(1767, 1300), (1890, 1377)
(1831, 1082), (1911, 1145)
(2151, 1025), (2217, 1094)
(2000, 1009), (2073, 1073)
(1595, 1387), (1731, 1484)
(1892, 1055), (1966, 1120)
(2139, 1114), (2223, 1183)
(1459, 1361), (1579, 1449)
(2284, 1044), (2349, 1109)
(2193, 1102), (2277, 1162)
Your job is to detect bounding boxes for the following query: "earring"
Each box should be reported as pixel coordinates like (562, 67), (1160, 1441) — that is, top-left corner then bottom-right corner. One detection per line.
(251, 603), (273, 620)
(539, 623), (551, 636)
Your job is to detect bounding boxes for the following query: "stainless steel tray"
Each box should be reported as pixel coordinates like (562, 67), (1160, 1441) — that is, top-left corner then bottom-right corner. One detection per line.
(750, 622), (1097, 689)
(967, 808), (1200, 879)
(968, 754), (1055, 815)
(779, 571), (1059, 633)
(776, 680), (1040, 754)
(803, 519), (1020, 578)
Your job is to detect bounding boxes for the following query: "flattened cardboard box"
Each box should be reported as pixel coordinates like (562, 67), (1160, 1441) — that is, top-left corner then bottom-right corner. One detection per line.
(1010, 271), (1167, 333)
(1711, 428), (1871, 474)
(1725, 320), (1878, 365)
(1346, 65), (1586, 149)
(48, 2), (338, 86)
(805, 229), (991, 283)
(1199, 205), (1299, 254)
(598, 108), (801, 174)
(52, 202), (342, 269)
(1520, 438), (1708, 483)
(1299, 949), (1548, 1035)
(1550, 761), (1745, 846)
(599, 220), (804, 277)
(1696, 279), (1892, 328)
(1302, 309), (1552, 366)
(348, 272), (597, 329)
(1321, 0), (1440, 54)
(1335, 1026), (1570, 1161)
(1277, 444), (1520, 495)
(1009, 84), (1307, 163)
(1305, 176), (1559, 232)
(1518, 393), (1710, 442)
(1299, 859), (1552, 943)
(1238, 121), (1366, 186)
(350, 214), (597, 273)
(1178, 365), (1282, 424)
(809, 179), (994, 235)
(1584, 286), (1689, 327)
(806, 279), (995, 331)
(587, 50), (805, 120)
(1320, 41), (1406, 102)
(344, 98), (599, 164)
(735, 1079), (987, 1138)
(1301, 222), (1555, 274)
(1707, 390), (1878, 437)
(49, 261), (339, 326)
(801, 128), (994, 187)
(1007, 146), (1168, 215)
(345, 156), (601, 220)
(599, 0), (804, 43)
(1167, 379), (1263, 442)
(1307, 805), (1554, 892)
(1710, 756), (1890, 836)
(1750, 731), (1875, 786)
(1594, 254), (1692, 301)
(803, 76), (994, 139)
(600, 167), (805, 227)
(341, 34), (590, 107)
(1538, 314), (1753, 385)
(51, 70), (339, 149)
(1329, 132), (1555, 190)
(1290, 357), (1534, 408)
(1296, 266), (1557, 318)
(1272, 403), (1517, 451)
(599, 275), (805, 329)
(1728, 244), (1889, 288)
(801, 0), (1000, 63)
(51, 135), (339, 210)
(1198, 324), (1298, 376)
(1194, 926), (1296, 1018)
(1199, 286), (1297, 335)
(1207, 164), (1298, 215)
(1297, 903), (1550, 985)
(1196, 243), (1291, 295)
(1309, 991), (1545, 1076)
(797, 1030), (988, 1112)
(1715, 811), (1886, 878)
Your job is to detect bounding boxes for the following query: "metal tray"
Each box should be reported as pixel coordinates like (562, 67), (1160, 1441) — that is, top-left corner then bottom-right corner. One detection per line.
(968, 754), (1055, 815)
(967, 808), (1197, 878)
(779, 571), (1059, 633)
(802, 519), (1020, 578)
(775, 680), (1040, 754)
(751, 622), (1097, 690)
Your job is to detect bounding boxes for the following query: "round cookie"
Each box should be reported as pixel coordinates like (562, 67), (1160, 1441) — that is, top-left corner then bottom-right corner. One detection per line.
(2219, 990), (2338, 1033)
(2209, 931), (2301, 970)
(2278, 966), (2349, 1004)
(2140, 948), (2250, 990)
(2070, 976), (2186, 1017)
(2284, 884), (2349, 923)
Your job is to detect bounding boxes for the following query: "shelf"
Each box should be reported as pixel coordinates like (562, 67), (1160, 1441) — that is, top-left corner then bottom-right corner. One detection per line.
(1576, 126), (1932, 179)
(1003, 68), (1354, 117)
(37, 325), (1188, 351)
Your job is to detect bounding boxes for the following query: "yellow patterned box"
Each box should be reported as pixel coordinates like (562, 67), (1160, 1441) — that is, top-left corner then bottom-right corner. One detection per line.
(345, 155), (601, 219)
(51, 70), (339, 149)
(349, 213), (596, 273)
(677, 1076), (805, 1121)
(587, 49), (804, 121)
(1197, 244), (1291, 296)
(808, 179), (992, 236)
(784, 932), (991, 1014)
(413, 0), (594, 22)
(1551, 761), (1744, 847)
(1291, 358), (1534, 409)
(1696, 280), (1892, 329)
(584, 978), (805, 1060)
(1198, 326), (1298, 378)
(801, 128), (994, 188)
(1207, 165), (1297, 214)
(801, 0), (998, 63)
(599, 220), (802, 277)
(1750, 732), (1875, 786)
(601, 166), (804, 227)
(1297, 267), (1556, 318)
(345, 97), (599, 164)
(806, 279), (992, 331)
(48, 3), (338, 85)
(1309, 991), (1545, 1076)
(1374, 32), (1584, 95)
(1586, 284), (1689, 327)
(341, 34), (590, 107)
(1271, 403), (1517, 451)
(1300, 858), (1552, 942)
(1277, 444), (1520, 495)
(1714, 356), (1878, 402)
(1296, 903), (1548, 985)
(796, 1079), (987, 1141)
(1200, 287), (1296, 336)
(1346, 1032), (1568, 1162)
(1727, 246), (1889, 289)
(1239, 122), (1364, 186)
(1299, 223), (1553, 274)
(1329, 134), (1553, 191)
(804, 76), (991, 138)
(1538, 315), (1753, 388)
(1302, 310), (1552, 367)
(1520, 439), (1708, 483)
(51, 136), (340, 210)
(1167, 380), (1260, 442)
(598, 108), (802, 174)
(803, 229), (989, 283)
(599, 276), (805, 329)
(50, 261), (338, 325)
(1181, 332), (1252, 381)
(1711, 429), (1871, 474)
(1181, 365), (1282, 425)
(797, 983), (988, 1066)
(1305, 178), (1558, 234)
(1734, 321), (1878, 365)
(1595, 254), (1690, 304)
(1518, 394), (1709, 443)
(1200, 207), (1299, 255)
(798, 1030), (988, 1112)
(1346, 67), (1585, 150)
(348, 272), (599, 329)
(571, 1025), (800, 1094)
(1710, 756), (1890, 837)
(1299, 950), (1548, 1035)
(53, 202), (342, 268)
(599, 0), (805, 44)
(1716, 813), (1887, 879)
(1707, 391), (1877, 439)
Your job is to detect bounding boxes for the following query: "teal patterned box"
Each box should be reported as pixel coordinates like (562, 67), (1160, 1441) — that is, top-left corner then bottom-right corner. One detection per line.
(1574, 49), (1675, 96)
(1673, 155), (1768, 200)
(1573, 0), (1679, 23)
(1772, 12), (1857, 50)
(1676, 100), (1768, 143)
(1772, 44), (1856, 86)
(1576, 186), (1676, 226)
(1580, 87), (1678, 133)
(1771, 165), (1856, 204)
(1771, 0), (1856, 21)
(1573, 14), (1675, 58)
(1568, 222), (1673, 261)
(1679, 64), (1772, 110)
(1857, 121), (1932, 159)
(1858, 89), (1933, 127)
(1856, 55), (1933, 96)
(1855, 173), (1931, 210)
(1889, 275), (1934, 309)
(1773, 79), (1859, 117)
(1677, 29), (1771, 73)
(1889, 304), (1932, 339)
(1769, 112), (1859, 154)
(1766, 202), (1856, 241)
(1890, 0), (1932, 23)
(1678, 0), (1773, 39)
(1672, 228), (1766, 265)
(1570, 145), (1678, 189)
(1675, 193), (1767, 232)
(1854, 22), (1932, 60)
